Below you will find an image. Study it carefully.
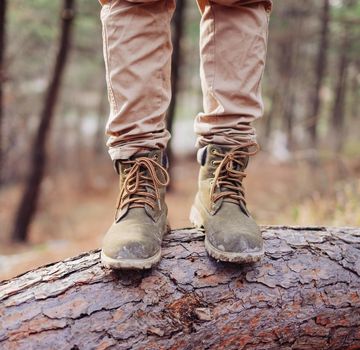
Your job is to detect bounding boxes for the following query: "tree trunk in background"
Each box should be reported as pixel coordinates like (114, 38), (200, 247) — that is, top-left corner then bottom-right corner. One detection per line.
(166, 0), (186, 190)
(284, 93), (295, 149)
(280, 38), (295, 150)
(1, 226), (359, 349)
(0, 0), (7, 186)
(349, 63), (359, 122)
(11, 0), (75, 242)
(94, 82), (108, 156)
(331, 28), (350, 153)
(283, 7), (307, 151)
(307, 0), (330, 149)
(264, 90), (278, 141)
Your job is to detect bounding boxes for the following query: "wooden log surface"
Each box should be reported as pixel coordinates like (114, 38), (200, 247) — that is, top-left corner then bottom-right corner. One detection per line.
(0, 226), (359, 350)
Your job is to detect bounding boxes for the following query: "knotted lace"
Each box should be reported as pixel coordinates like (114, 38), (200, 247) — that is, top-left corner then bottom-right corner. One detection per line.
(210, 141), (259, 207)
(115, 156), (170, 219)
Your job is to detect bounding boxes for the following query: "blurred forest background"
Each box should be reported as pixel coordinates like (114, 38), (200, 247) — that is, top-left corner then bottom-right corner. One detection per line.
(0, 0), (359, 280)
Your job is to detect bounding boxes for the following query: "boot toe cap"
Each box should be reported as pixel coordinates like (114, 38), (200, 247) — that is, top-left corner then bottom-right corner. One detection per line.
(206, 219), (263, 253)
(107, 240), (159, 260)
(102, 223), (160, 260)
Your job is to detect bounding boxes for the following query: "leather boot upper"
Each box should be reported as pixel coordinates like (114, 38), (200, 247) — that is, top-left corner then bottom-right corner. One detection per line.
(193, 142), (263, 253)
(102, 149), (169, 260)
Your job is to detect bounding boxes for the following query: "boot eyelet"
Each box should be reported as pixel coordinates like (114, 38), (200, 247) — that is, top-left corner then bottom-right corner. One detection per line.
(211, 160), (216, 166)
(211, 149), (216, 155)
(153, 154), (158, 160)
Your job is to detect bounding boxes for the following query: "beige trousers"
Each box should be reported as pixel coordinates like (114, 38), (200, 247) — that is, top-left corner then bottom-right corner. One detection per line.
(99, 0), (272, 160)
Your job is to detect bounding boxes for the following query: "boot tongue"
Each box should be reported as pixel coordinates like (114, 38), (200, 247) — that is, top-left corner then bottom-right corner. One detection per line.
(209, 144), (250, 215)
(217, 145), (249, 171)
(115, 148), (166, 179)
(131, 149), (167, 167)
(197, 144), (248, 170)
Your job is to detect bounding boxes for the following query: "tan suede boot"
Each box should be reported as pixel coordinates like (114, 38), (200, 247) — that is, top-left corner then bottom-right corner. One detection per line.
(101, 149), (170, 269)
(190, 142), (263, 263)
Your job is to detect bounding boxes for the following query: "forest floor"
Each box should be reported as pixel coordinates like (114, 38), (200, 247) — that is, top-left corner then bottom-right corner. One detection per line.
(1, 152), (359, 281)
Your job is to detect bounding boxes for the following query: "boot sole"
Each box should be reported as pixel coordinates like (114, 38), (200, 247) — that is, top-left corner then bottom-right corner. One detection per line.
(190, 205), (264, 263)
(101, 249), (162, 270)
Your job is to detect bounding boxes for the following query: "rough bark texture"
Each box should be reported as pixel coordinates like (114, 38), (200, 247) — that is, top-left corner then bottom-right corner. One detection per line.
(0, 226), (359, 350)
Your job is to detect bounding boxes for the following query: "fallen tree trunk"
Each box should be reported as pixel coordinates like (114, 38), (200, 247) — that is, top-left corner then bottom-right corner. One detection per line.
(0, 226), (359, 350)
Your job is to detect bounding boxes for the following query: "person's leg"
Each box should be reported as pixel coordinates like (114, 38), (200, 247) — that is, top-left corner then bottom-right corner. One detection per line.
(100, 0), (174, 160)
(195, 0), (272, 147)
(99, 0), (175, 270)
(191, 0), (272, 263)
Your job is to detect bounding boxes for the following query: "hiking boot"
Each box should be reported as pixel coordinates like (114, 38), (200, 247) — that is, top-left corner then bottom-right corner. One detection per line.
(101, 149), (170, 269)
(190, 142), (263, 263)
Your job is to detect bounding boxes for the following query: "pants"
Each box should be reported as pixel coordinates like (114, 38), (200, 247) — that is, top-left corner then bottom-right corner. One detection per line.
(99, 0), (272, 160)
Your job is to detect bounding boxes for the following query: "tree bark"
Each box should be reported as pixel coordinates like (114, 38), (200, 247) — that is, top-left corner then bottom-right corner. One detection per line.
(0, 0), (7, 185)
(0, 226), (359, 350)
(11, 0), (75, 242)
(307, 0), (330, 149)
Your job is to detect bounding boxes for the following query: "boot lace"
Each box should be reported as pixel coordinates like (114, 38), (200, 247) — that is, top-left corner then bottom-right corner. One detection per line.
(115, 157), (170, 219)
(210, 141), (259, 207)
